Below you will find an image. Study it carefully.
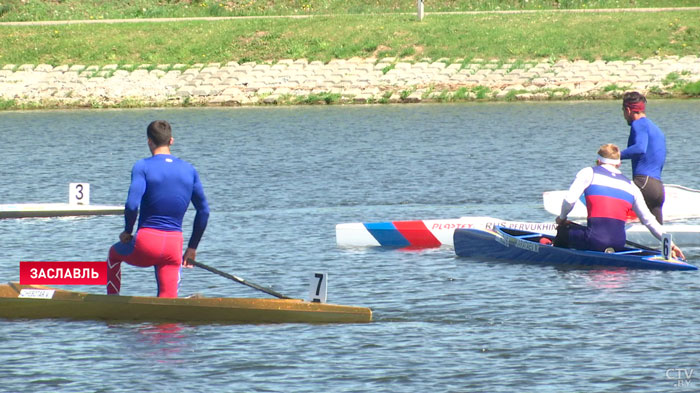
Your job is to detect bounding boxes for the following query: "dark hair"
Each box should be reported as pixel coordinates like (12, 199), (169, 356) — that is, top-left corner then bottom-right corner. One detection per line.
(147, 120), (172, 147)
(622, 91), (647, 107)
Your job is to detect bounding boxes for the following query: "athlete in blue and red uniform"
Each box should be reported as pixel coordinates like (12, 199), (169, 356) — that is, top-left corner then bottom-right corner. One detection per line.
(621, 91), (667, 223)
(107, 120), (210, 298)
(554, 143), (683, 258)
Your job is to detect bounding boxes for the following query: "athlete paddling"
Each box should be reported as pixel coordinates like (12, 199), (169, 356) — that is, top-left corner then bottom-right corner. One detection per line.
(554, 143), (683, 259)
(107, 120), (210, 298)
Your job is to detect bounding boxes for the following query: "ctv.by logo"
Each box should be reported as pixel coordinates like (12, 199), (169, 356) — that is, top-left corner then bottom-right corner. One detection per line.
(666, 368), (694, 388)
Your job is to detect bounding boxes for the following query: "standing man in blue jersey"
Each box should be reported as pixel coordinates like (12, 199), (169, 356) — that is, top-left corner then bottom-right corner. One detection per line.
(621, 91), (666, 223)
(554, 143), (683, 258)
(107, 120), (210, 298)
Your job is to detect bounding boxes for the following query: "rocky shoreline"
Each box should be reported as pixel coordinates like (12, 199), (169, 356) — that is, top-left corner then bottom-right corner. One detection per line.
(1, 55), (700, 109)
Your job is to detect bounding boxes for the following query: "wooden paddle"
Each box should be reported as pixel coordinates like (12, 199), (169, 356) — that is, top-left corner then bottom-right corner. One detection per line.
(187, 259), (291, 299)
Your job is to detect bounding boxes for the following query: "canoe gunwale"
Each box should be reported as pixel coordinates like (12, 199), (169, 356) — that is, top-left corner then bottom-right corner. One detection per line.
(454, 226), (698, 271)
(0, 283), (372, 324)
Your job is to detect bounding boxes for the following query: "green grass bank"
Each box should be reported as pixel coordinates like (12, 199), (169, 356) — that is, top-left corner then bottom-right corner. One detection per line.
(2, 1), (700, 21)
(3, 11), (700, 66)
(1, 1), (700, 110)
(2, 0), (700, 66)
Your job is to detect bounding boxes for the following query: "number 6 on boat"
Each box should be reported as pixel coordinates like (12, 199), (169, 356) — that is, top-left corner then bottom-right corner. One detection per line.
(308, 273), (327, 303)
(662, 234), (672, 260)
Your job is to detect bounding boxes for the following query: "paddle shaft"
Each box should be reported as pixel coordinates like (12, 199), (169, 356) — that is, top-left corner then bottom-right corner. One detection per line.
(625, 239), (659, 252)
(188, 259), (291, 299)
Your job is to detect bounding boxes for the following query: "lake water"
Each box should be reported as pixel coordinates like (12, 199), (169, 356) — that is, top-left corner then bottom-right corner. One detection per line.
(1, 101), (699, 392)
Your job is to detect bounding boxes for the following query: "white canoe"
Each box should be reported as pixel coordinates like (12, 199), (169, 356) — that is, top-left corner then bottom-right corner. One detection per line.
(0, 203), (123, 219)
(336, 216), (700, 248)
(543, 184), (700, 221)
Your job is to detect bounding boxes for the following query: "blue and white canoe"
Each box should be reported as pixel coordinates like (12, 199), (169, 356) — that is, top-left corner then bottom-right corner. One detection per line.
(454, 226), (698, 271)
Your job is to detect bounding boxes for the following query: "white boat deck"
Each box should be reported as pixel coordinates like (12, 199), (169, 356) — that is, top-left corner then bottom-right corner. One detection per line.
(336, 216), (700, 248)
(0, 203), (123, 219)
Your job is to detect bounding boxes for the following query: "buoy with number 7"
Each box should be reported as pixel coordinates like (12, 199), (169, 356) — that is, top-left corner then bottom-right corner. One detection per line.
(309, 273), (328, 303)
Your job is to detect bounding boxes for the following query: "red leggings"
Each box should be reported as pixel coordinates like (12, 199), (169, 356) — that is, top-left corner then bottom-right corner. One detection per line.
(107, 228), (183, 298)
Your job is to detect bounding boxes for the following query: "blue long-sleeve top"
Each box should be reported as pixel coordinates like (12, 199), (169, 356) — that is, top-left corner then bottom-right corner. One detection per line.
(124, 154), (210, 249)
(620, 117), (666, 180)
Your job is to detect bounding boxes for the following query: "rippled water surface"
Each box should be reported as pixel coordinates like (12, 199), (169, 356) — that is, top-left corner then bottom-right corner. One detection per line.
(1, 101), (699, 392)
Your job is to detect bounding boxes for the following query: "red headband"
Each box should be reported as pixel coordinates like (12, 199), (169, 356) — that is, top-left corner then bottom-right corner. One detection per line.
(624, 101), (645, 112)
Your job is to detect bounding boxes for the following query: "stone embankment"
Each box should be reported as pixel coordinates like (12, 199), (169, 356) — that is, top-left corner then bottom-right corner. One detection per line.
(1, 55), (700, 108)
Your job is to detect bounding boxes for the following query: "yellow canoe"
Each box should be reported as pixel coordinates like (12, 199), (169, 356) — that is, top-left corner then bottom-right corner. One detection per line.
(0, 283), (372, 324)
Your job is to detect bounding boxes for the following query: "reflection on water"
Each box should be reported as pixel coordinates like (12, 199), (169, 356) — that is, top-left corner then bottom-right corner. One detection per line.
(1, 102), (699, 392)
(582, 268), (632, 290)
(137, 323), (187, 344)
(131, 323), (191, 364)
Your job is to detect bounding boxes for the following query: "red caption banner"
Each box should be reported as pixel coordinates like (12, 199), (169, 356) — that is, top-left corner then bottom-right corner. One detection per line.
(20, 261), (107, 285)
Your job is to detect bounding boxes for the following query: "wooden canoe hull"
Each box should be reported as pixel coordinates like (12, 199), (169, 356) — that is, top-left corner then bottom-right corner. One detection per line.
(0, 283), (372, 324)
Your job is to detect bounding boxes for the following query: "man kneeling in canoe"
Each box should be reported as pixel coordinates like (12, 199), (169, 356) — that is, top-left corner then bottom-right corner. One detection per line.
(107, 120), (210, 298)
(554, 143), (684, 259)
